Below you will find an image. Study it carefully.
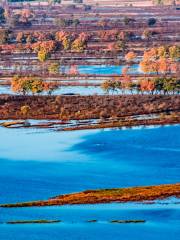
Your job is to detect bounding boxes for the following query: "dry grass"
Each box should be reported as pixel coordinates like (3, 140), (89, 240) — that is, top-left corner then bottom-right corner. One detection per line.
(1, 183), (179, 208)
(0, 95), (180, 121)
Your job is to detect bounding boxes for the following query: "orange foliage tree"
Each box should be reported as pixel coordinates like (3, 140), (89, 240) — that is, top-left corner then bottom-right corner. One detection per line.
(125, 51), (137, 62)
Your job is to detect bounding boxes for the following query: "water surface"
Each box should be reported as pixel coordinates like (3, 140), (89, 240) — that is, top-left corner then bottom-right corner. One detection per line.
(0, 125), (179, 203)
(63, 64), (141, 75)
(0, 201), (179, 240)
(0, 125), (179, 240)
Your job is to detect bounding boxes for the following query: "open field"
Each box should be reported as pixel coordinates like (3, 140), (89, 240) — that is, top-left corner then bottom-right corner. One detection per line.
(0, 94), (179, 120)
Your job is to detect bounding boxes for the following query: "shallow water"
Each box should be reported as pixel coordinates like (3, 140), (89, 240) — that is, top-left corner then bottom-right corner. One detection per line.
(0, 85), (105, 95)
(0, 64), (142, 75)
(63, 64), (142, 75)
(0, 200), (180, 240)
(0, 125), (179, 239)
(0, 85), (138, 96)
(0, 125), (179, 203)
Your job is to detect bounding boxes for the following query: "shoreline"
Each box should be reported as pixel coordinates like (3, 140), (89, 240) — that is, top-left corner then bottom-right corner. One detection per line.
(0, 112), (179, 131)
(61, 116), (180, 131)
(1, 183), (179, 208)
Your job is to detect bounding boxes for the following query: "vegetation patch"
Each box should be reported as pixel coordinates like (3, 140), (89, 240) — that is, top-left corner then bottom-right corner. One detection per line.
(7, 219), (61, 224)
(86, 220), (98, 223)
(110, 220), (146, 224)
(0, 95), (179, 121)
(1, 183), (179, 208)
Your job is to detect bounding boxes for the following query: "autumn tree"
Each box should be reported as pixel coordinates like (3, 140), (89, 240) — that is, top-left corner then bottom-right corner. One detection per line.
(71, 37), (86, 52)
(43, 82), (59, 95)
(125, 51), (137, 62)
(157, 46), (167, 58)
(20, 105), (31, 116)
(101, 80), (120, 94)
(101, 76), (179, 95)
(140, 46), (179, 74)
(38, 49), (48, 62)
(11, 76), (44, 95)
(16, 32), (25, 43)
(55, 31), (68, 42)
(163, 77), (180, 94)
(62, 37), (71, 50)
(158, 57), (169, 74)
(116, 40), (126, 52)
(140, 79), (155, 94)
(48, 62), (60, 74)
(142, 29), (152, 40)
(169, 46), (180, 60)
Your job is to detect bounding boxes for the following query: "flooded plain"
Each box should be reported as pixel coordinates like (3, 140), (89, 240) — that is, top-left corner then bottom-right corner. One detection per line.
(0, 125), (179, 240)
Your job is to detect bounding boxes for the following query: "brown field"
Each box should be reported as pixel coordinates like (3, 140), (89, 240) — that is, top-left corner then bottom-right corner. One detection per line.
(0, 94), (179, 120)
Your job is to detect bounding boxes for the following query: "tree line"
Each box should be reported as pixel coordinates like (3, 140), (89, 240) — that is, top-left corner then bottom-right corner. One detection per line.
(11, 76), (59, 95)
(101, 77), (180, 95)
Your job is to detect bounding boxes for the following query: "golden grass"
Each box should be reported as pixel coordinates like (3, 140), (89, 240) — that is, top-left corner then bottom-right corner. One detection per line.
(1, 183), (179, 208)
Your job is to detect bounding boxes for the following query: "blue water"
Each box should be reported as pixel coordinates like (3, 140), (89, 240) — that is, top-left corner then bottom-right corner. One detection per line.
(63, 64), (141, 75)
(0, 85), (105, 96)
(0, 201), (180, 240)
(0, 85), (137, 96)
(0, 125), (179, 239)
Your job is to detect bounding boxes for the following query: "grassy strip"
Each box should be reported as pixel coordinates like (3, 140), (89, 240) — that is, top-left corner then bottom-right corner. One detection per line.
(5, 219), (146, 224)
(61, 115), (180, 131)
(0, 113), (179, 131)
(86, 220), (98, 223)
(110, 220), (146, 224)
(1, 183), (179, 208)
(7, 220), (61, 224)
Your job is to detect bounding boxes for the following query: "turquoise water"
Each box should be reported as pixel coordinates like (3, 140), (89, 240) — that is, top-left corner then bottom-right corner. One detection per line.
(63, 64), (141, 75)
(0, 85), (105, 95)
(0, 125), (179, 239)
(0, 201), (180, 240)
(0, 85), (135, 95)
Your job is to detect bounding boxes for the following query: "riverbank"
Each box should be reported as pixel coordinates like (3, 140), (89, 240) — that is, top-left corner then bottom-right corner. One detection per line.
(0, 113), (179, 131)
(1, 183), (179, 208)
